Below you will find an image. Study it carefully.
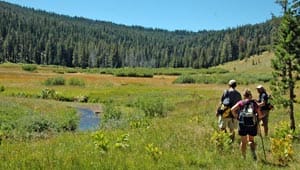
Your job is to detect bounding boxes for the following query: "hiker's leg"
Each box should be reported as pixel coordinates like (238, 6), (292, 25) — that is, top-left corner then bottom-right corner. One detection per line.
(262, 111), (269, 136)
(248, 135), (257, 160)
(228, 118), (236, 142)
(248, 136), (256, 150)
(240, 136), (247, 159)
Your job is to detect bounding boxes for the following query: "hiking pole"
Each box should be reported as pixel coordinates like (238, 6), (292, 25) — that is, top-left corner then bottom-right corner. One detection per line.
(258, 123), (267, 161)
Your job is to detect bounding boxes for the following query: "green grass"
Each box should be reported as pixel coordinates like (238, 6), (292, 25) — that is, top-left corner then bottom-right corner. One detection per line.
(0, 52), (300, 169)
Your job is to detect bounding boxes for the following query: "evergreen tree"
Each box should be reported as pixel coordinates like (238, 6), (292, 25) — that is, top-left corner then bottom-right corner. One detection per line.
(271, 1), (300, 130)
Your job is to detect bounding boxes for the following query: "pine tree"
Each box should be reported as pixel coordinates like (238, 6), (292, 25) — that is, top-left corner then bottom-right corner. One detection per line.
(271, 1), (300, 130)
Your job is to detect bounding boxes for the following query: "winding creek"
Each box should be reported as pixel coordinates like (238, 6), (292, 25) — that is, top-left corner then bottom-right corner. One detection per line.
(78, 108), (100, 131)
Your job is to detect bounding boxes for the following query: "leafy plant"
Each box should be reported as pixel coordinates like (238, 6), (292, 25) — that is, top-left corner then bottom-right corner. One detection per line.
(129, 117), (151, 129)
(270, 121), (296, 166)
(273, 121), (295, 139)
(210, 130), (232, 152)
(145, 143), (163, 161)
(91, 131), (109, 154)
(114, 133), (130, 149)
(270, 135), (294, 166)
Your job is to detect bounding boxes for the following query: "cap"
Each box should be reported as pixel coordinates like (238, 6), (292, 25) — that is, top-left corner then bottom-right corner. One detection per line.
(256, 85), (263, 89)
(228, 79), (236, 86)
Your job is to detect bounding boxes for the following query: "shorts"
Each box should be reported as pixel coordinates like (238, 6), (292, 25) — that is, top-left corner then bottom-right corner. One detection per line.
(238, 124), (258, 136)
(218, 116), (237, 130)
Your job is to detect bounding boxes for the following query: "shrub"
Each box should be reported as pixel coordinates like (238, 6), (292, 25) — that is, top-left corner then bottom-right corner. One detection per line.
(57, 111), (79, 131)
(273, 121), (295, 139)
(270, 121), (295, 166)
(271, 135), (294, 166)
(22, 64), (37, 72)
(68, 77), (85, 87)
(44, 76), (65, 86)
(135, 96), (167, 117)
(102, 102), (122, 122)
(173, 75), (196, 84)
(40, 88), (57, 99)
(0, 85), (4, 92)
(21, 116), (54, 133)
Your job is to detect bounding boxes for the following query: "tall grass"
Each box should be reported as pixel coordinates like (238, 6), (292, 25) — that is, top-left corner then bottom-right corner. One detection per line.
(0, 97), (79, 139)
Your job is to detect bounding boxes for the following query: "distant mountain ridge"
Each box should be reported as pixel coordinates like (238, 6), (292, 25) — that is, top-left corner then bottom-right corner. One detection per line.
(0, 1), (281, 68)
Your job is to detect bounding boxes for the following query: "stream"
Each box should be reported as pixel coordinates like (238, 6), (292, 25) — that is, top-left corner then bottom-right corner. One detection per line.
(78, 108), (100, 131)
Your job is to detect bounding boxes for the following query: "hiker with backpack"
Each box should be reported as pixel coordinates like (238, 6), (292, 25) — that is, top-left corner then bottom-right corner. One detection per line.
(231, 89), (263, 160)
(216, 79), (242, 141)
(256, 85), (271, 137)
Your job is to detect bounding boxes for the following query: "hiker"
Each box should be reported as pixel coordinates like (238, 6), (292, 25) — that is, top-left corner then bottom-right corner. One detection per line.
(231, 89), (263, 160)
(216, 79), (242, 141)
(256, 85), (270, 137)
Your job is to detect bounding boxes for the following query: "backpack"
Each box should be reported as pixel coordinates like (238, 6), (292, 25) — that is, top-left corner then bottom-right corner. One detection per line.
(216, 90), (233, 118)
(217, 104), (232, 118)
(238, 100), (257, 127)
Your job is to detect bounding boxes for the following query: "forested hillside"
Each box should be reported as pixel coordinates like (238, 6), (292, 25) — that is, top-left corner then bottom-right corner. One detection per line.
(0, 1), (280, 68)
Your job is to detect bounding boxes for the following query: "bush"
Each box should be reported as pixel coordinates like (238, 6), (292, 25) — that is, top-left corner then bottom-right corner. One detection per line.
(40, 88), (57, 99)
(135, 96), (168, 117)
(68, 77), (85, 87)
(44, 77), (65, 86)
(173, 75), (196, 84)
(0, 85), (4, 92)
(21, 116), (54, 133)
(270, 121), (296, 166)
(271, 135), (294, 166)
(102, 102), (122, 122)
(22, 64), (37, 72)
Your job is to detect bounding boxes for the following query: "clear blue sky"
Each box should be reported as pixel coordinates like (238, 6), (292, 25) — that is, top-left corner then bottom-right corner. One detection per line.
(3, 0), (282, 32)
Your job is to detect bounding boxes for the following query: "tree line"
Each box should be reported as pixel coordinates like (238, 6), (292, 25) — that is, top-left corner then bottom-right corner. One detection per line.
(0, 1), (281, 68)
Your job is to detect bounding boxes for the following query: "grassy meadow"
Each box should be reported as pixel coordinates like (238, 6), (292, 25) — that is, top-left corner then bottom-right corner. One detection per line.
(0, 52), (300, 169)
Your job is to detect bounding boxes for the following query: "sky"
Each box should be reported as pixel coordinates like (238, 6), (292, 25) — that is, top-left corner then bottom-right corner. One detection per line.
(2, 0), (283, 32)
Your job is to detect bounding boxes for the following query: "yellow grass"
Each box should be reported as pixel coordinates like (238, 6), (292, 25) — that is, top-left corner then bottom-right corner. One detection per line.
(216, 51), (274, 74)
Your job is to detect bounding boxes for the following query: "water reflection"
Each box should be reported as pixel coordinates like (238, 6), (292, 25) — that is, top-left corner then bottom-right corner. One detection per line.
(78, 108), (100, 131)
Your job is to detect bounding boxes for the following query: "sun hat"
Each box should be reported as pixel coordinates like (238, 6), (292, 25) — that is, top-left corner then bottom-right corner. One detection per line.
(256, 85), (263, 89)
(228, 79), (236, 86)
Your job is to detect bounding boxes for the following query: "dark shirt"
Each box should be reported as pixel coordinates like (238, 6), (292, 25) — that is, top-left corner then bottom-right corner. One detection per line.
(258, 92), (269, 110)
(221, 88), (242, 108)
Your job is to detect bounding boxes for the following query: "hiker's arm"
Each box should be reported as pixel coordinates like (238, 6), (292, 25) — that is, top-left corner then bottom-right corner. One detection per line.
(231, 103), (240, 119)
(257, 100), (266, 107)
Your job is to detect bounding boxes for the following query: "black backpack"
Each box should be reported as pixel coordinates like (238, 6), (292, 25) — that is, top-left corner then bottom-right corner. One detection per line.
(238, 100), (257, 127)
